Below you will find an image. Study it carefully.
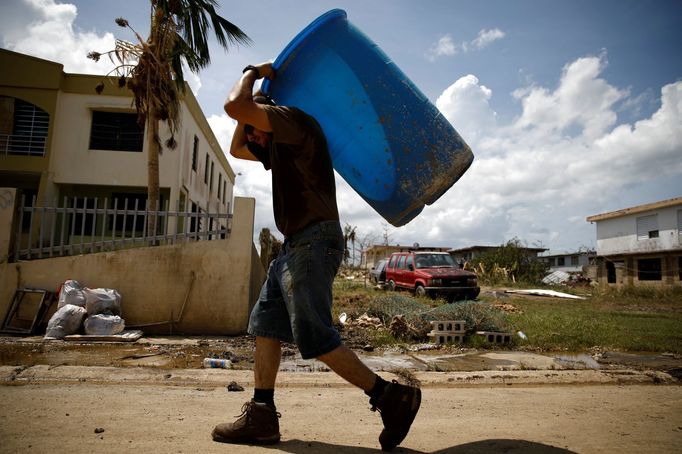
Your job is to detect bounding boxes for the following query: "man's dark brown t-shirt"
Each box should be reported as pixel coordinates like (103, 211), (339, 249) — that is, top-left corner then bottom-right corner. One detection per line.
(261, 105), (339, 237)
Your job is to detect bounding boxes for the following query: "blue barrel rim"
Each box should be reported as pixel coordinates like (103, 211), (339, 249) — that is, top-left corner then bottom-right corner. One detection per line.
(262, 9), (347, 95)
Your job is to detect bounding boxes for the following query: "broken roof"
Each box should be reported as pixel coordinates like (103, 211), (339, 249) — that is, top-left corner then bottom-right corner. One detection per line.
(586, 196), (682, 222)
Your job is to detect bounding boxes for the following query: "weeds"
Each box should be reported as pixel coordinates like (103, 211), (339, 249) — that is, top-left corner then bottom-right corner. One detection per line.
(389, 367), (421, 387)
(333, 273), (682, 353)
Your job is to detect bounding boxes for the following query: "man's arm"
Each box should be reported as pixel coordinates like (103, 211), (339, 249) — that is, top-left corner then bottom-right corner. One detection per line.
(229, 120), (257, 161)
(225, 62), (275, 160)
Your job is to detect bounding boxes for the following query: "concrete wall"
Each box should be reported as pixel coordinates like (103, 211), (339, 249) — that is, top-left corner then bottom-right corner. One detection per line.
(0, 197), (264, 335)
(595, 205), (682, 256)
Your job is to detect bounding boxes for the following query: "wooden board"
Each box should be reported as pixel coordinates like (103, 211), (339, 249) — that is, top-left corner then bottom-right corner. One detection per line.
(63, 330), (143, 342)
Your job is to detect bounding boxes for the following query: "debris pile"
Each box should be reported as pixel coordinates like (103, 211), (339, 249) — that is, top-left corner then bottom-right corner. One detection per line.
(339, 313), (385, 330)
(44, 280), (126, 339)
(493, 303), (523, 313)
(388, 315), (421, 340)
(337, 269), (368, 281)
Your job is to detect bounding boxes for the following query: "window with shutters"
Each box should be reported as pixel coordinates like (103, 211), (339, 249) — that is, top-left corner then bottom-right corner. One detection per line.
(636, 214), (659, 240)
(89, 111), (143, 152)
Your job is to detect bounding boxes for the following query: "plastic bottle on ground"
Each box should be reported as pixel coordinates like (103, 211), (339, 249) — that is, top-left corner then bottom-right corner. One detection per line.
(203, 358), (231, 369)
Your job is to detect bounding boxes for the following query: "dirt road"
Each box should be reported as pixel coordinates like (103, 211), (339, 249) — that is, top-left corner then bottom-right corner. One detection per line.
(1, 367), (681, 453)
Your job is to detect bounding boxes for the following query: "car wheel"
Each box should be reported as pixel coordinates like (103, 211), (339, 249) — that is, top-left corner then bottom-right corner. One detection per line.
(388, 280), (396, 291)
(415, 285), (426, 298)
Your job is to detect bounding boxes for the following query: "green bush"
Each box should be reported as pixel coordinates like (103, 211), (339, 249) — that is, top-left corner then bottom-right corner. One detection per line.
(469, 238), (548, 286)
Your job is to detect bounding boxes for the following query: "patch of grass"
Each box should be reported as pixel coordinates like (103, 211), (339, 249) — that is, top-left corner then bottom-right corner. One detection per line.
(333, 276), (682, 353)
(367, 329), (400, 347)
(507, 297), (682, 353)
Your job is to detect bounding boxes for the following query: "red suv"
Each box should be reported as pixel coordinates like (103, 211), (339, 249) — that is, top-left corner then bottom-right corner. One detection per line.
(385, 251), (480, 302)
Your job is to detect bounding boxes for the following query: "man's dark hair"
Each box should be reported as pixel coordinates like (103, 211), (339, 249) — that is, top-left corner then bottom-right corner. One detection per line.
(253, 94), (276, 106)
(244, 94), (275, 170)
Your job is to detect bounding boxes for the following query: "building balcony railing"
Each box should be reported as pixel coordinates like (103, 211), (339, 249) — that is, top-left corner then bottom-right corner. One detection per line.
(12, 195), (232, 261)
(0, 133), (47, 157)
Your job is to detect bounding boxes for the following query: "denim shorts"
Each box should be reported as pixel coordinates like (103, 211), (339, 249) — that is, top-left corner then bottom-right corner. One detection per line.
(247, 221), (344, 359)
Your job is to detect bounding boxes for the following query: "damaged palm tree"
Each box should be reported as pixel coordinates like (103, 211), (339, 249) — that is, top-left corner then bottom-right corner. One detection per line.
(88, 0), (250, 242)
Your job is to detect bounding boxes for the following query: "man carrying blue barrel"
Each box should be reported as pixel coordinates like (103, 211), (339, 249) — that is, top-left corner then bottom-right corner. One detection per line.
(211, 62), (421, 451)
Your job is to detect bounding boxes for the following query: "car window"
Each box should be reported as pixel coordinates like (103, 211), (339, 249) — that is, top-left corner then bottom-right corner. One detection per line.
(388, 255), (397, 268)
(416, 253), (456, 268)
(406, 255), (414, 269)
(397, 255), (407, 269)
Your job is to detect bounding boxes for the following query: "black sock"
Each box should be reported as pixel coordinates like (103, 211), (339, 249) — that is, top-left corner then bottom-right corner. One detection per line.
(365, 375), (389, 400)
(253, 388), (275, 407)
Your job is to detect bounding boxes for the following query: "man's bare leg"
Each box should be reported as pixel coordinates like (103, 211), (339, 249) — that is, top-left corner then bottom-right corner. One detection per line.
(254, 336), (281, 388)
(317, 344), (377, 391)
(212, 336), (282, 444)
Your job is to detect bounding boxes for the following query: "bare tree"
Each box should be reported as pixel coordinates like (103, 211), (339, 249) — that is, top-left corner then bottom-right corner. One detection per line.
(381, 221), (392, 246)
(357, 232), (378, 269)
(343, 223), (357, 267)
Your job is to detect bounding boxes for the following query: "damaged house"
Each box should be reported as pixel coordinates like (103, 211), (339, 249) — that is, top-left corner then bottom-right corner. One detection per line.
(586, 196), (682, 286)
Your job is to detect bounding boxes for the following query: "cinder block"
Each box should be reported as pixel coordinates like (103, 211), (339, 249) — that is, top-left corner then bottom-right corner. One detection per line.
(428, 332), (464, 344)
(429, 320), (466, 333)
(475, 331), (512, 344)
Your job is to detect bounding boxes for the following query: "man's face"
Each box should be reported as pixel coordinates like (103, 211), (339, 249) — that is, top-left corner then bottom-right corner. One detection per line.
(246, 127), (271, 149)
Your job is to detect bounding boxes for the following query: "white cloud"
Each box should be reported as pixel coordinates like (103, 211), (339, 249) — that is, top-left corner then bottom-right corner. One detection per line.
(436, 74), (497, 146)
(470, 28), (506, 50)
(427, 28), (505, 60)
(183, 61), (202, 96)
(426, 34), (457, 61)
(1, 0), (204, 94)
(514, 56), (627, 140)
(1, 0), (116, 74)
(398, 54), (682, 252)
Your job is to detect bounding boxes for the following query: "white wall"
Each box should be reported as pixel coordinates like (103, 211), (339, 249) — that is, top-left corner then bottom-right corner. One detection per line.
(48, 91), (233, 215)
(594, 205), (682, 256)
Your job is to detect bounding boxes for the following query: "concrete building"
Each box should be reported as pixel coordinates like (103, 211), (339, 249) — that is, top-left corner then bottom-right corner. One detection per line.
(586, 196), (682, 286)
(448, 245), (547, 265)
(538, 251), (595, 274)
(1, 49), (234, 238)
(362, 244), (449, 269)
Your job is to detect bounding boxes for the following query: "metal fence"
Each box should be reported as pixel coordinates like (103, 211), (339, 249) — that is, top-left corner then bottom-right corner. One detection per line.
(0, 133), (47, 157)
(13, 195), (232, 261)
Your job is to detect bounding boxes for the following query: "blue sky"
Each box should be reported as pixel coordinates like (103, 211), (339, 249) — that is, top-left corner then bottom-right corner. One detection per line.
(2, 0), (681, 254)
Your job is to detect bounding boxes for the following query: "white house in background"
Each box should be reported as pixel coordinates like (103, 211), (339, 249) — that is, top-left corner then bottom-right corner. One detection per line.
(538, 250), (595, 274)
(586, 196), (682, 286)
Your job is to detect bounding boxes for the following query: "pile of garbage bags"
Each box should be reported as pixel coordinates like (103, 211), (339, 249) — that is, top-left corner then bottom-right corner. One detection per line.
(44, 280), (125, 339)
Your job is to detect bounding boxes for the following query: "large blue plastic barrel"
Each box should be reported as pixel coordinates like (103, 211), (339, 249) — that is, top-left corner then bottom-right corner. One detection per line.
(262, 9), (473, 227)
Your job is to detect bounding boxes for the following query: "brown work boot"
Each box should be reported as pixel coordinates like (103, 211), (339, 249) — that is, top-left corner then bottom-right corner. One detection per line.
(212, 400), (281, 445)
(370, 380), (421, 451)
